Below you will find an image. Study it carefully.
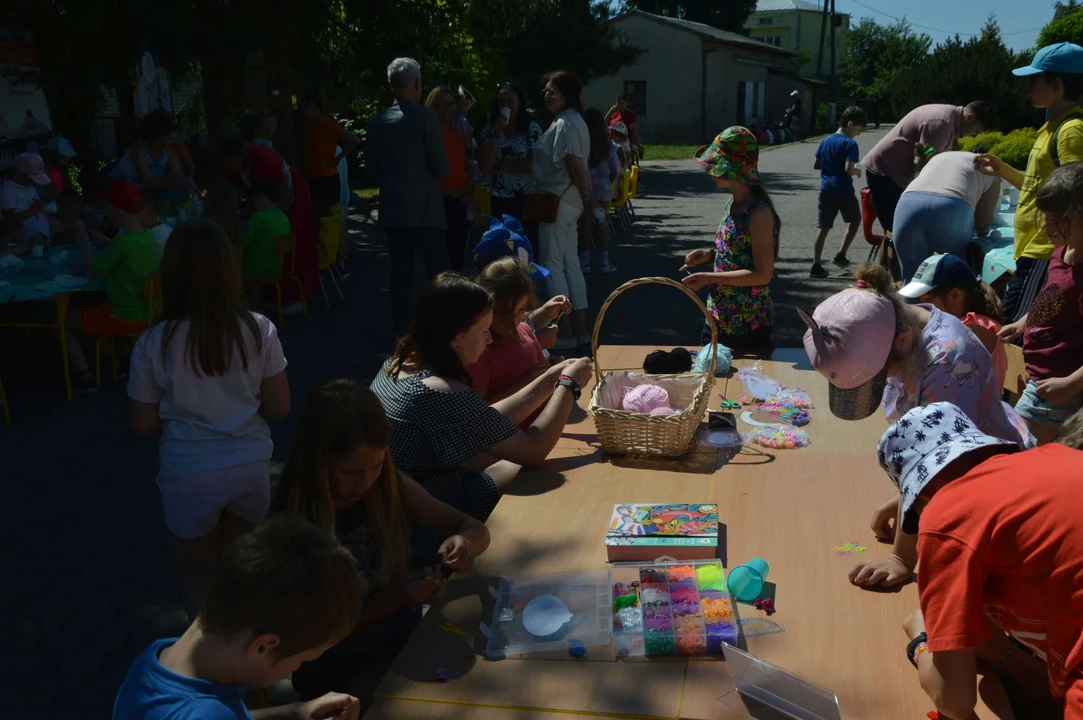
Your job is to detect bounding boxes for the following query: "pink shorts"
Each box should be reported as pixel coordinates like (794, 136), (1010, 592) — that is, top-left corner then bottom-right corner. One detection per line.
(157, 460), (271, 539)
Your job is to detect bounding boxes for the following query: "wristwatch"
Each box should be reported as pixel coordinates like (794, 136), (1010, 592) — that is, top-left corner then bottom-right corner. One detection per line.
(907, 632), (929, 667)
(555, 375), (581, 401)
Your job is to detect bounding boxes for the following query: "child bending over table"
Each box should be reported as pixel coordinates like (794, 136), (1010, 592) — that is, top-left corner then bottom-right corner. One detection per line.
(127, 219), (290, 617)
(240, 177), (292, 289)
(470, 257), (571, 428)
(275, 379), (490, 701)
(998, 163), (1083, 446)
(681, 127), (779, 352)
(878, 403), (1083, 720)
(63, 181), (160, 393)
(801, 263), (1033, 589)
(113, 517), (364, 720)
(1, 152), (51, 254)
(897, 253), (1007, 391)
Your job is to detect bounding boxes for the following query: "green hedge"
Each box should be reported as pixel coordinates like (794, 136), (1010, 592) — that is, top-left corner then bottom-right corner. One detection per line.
(957, 128), (1037, 170)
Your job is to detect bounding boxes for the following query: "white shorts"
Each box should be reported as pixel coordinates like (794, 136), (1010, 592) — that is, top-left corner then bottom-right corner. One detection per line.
(157, 460), (271, 539)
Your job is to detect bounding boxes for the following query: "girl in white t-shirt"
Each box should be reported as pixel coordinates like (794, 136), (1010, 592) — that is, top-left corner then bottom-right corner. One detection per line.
(127, 219), (291, 617)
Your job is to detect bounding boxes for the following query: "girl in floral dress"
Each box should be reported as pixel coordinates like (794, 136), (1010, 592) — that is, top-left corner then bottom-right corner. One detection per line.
(680, 126), (780, 351)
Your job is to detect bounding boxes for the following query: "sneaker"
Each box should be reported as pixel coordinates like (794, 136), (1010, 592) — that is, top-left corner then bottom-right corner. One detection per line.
(553, 337), (578, 351)
(599, 263), (618, 274)
(833, 253), (851, 268)
(809, 263), (829, 279)
(73, 371), (99, 394)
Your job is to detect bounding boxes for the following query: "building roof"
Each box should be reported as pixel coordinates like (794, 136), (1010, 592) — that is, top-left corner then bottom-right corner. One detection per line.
(623, 10), (800, 57)
(753, 0), (840, 13)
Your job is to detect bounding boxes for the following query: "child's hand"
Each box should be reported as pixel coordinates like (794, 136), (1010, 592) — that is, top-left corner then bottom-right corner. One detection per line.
(870, 496), (899, 542)
(298, 692), (361, 720)
(1036, 376), (1080, 405)
(848, 554), (913, 588)
(902, 609), (926, 643)
(439, 535), (476, 571)
(540, 295), (571, 325)
(681, 272), (713, 291)
(680, 248), (713, 271)
(998, 321), (1023, 343)
(399, 569), (445, 606)
(974, 153), (1004, 178)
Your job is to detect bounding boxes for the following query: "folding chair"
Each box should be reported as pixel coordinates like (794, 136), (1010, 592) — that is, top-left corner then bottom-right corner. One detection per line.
(260, 233), (308, 329)
(317, 215), (345, 308)
(860, 188), (901, 281)
(610, 170), (632, 230)
(626, 166), (639, 221)
(94, 274), (161, 390)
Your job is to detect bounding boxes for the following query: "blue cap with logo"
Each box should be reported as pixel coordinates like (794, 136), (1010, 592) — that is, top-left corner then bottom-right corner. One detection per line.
(898, 254), (980, 298)
(1013, 42), (1083, 76)
(44, 136), (78, 158)
(472, 215), (550, 278)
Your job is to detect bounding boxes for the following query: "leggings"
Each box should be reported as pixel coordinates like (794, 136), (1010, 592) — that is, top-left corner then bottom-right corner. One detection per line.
(893, 191), (975, 283)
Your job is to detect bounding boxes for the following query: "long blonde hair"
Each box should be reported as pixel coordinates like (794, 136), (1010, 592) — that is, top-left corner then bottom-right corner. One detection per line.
(275, 379), (411, 589)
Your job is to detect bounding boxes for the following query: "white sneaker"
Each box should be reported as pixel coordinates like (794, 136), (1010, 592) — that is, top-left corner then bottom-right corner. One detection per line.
(599, 263), (618, 274)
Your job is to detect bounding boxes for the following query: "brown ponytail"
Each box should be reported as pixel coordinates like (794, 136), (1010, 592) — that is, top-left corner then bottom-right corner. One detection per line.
(926, 280), (1004, 323)
(854, 262), (909, 337)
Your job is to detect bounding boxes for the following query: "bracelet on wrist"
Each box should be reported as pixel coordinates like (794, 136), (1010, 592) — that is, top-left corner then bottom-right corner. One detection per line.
(906, 631), (928, 667)
(555, 374), (582, 401)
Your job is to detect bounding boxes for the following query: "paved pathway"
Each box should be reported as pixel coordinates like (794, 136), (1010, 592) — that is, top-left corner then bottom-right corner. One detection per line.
(2, 127), (889, 716)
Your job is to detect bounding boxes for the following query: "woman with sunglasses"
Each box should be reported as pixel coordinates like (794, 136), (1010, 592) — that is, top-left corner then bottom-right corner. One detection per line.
(478, 82), (543, 232)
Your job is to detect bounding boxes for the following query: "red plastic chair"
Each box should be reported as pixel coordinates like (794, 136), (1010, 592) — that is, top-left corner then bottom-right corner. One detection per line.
(860, 187), (901, 281)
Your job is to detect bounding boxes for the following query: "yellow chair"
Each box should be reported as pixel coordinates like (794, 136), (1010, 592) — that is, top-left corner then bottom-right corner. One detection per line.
(474, 186), (492, 217)
(0, 373), (10, 425)
(626, 165), (639, 221)
(94, 274), (161, 390)
(317, 215), (346, 308)
(260, 233), (308, 329)
(610, 170), (632, 230)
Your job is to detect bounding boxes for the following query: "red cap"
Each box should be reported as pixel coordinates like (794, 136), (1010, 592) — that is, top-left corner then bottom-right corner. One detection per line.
(249, 144), (285, 183)
(106, 181), (145, 213)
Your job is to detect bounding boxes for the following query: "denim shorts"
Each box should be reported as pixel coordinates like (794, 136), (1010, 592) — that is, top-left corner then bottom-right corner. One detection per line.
(1014, 379), (1082, 428)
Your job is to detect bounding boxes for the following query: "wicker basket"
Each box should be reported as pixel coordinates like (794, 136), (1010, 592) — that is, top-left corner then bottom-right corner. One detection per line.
(588, 277), (717, 457)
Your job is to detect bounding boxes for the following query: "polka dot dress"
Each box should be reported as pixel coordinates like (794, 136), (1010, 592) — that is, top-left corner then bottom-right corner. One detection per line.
(371, 363), (519, 539)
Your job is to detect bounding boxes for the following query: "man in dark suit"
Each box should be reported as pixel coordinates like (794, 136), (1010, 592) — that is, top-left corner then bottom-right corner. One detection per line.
(367, 57), (451, 335)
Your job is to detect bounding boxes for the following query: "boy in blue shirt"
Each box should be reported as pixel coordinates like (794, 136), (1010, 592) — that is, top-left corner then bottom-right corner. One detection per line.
(811, 106), (866, 278)
(113, 517), (363, 720)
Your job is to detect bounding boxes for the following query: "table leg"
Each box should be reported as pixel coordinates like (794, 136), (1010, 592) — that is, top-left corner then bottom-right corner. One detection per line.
(56, 294), (72, 402)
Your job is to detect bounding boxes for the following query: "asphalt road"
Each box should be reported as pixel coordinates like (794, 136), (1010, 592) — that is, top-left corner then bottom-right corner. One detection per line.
(1, 126), (891, 716)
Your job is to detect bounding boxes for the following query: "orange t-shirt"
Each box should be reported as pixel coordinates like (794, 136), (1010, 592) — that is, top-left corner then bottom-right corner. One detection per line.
(918, 444), (1083, 704)
(441, 127), (468, 190)
(304, 114), (343, 179)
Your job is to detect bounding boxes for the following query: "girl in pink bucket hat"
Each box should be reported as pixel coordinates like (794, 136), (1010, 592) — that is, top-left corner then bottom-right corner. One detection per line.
(680, 126), (780, 351)
(799, 262), (1034, 590)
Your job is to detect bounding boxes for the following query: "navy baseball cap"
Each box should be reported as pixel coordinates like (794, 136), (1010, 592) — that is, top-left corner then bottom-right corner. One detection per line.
(1013, 42), (1083, 76)
(899, 254), (980, 298)
(472, 214), (549, 278)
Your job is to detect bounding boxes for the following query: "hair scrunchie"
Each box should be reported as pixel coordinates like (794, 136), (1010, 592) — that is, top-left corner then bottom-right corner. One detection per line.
(856, 279), (869, 288)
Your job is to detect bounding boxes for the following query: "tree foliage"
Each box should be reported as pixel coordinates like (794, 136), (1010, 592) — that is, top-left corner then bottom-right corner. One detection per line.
(841, 18), (931, 108)
(620, 0), (758, 35)
(1040, 5), (1083, 46)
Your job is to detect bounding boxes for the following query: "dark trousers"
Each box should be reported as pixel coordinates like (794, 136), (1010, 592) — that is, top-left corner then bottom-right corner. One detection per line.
(865, 170), (904, 233)
(387, 226), (450, 336)
(1003, 256), (1050, 324)
(443, 195), (472, 274)
(309, 173), (341, 222)
(701, 322), (775, 352)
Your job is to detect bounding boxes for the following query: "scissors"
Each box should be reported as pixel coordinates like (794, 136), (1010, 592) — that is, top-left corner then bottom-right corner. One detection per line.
(719, 396), (740, 410)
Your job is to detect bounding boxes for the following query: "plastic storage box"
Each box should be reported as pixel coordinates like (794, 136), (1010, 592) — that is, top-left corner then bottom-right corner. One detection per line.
(612, 558), (738, 656)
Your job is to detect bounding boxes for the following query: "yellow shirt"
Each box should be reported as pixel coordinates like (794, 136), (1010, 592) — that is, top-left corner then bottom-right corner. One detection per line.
(1015, 106), (1083, 260)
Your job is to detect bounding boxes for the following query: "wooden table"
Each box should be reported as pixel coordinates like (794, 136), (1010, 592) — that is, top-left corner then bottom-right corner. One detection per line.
(362, 347), (1015, 720)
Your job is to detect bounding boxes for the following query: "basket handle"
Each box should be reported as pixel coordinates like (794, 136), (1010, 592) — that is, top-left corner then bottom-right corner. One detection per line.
(590, 276), (717, 378)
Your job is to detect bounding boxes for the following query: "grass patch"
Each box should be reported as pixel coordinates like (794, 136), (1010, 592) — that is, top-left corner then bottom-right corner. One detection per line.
(644, 135), (829, 162)
(354, 187), (379, 200)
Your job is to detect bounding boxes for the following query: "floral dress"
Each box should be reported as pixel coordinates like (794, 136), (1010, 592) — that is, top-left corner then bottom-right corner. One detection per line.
(480, 121), (542, 198)
(706, 199), (776, 336)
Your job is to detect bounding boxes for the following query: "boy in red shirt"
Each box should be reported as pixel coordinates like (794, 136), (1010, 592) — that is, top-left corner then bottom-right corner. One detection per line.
(878, 402), (1083, 718)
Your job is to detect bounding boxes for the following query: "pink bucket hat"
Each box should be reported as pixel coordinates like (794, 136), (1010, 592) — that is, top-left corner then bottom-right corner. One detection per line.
(798, 288), (897, 420)
(15, 153), (51, 185)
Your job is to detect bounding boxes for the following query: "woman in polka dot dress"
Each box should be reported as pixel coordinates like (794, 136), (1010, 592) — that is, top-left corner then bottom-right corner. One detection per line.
(371, 273), (592, 534)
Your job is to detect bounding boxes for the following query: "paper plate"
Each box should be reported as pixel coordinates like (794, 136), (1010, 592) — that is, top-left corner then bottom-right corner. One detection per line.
(522, 594), (573, 638)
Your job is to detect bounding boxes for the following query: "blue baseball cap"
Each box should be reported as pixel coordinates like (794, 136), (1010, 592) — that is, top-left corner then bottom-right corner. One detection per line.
(898, 254), (980, 298)
(1013, 42), (1083, 77)
(45, 136), (77, 158)
(472, 214), (550, 278)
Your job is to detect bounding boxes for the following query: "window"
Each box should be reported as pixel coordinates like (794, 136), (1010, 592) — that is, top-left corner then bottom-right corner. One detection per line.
(758, 17), (773, 25)
(774, 36), (783, 46)
(623, 81), (647, 116)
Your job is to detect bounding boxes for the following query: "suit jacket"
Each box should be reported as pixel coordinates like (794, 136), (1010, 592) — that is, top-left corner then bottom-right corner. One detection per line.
(366, 97), (450, 230)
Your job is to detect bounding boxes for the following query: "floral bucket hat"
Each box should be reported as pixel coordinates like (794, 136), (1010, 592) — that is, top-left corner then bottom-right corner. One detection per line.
(694, 126), (761, 184)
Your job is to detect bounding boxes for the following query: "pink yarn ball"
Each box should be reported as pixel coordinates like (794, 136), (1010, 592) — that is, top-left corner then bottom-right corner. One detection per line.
(622, 384), (671, 413)
(650, 406), (678, 416)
